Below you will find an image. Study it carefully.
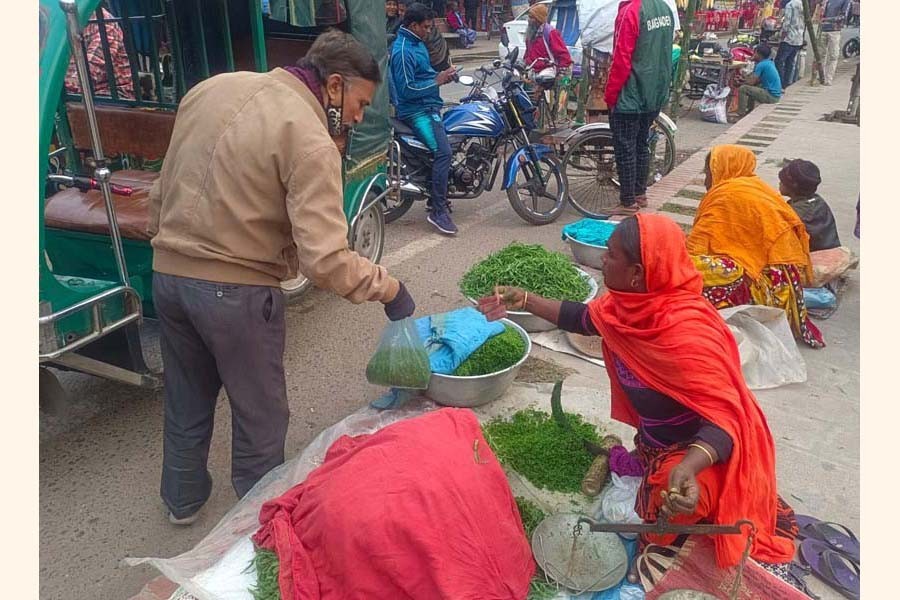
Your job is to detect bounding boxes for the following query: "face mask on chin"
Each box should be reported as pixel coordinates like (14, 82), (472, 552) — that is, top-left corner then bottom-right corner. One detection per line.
(327, 79), (354, 159)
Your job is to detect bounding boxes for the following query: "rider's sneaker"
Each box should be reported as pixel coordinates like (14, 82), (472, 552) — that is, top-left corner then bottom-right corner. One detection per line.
(427, 210), (459, 235)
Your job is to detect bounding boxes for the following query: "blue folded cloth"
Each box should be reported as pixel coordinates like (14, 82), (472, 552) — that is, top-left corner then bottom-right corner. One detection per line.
(370, 307), (505, 409)
(415, 307), (506, 375)
(562, 218), (618, 247)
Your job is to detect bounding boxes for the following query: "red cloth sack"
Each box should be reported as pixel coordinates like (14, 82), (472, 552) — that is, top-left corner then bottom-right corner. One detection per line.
(252, 408), (535, 600)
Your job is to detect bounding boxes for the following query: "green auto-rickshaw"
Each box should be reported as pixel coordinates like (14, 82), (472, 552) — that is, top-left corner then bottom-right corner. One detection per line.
(39, 0), (391, 404)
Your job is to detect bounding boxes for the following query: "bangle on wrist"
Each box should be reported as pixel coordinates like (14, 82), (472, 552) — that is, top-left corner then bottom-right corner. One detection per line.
(522, 291), (528, 312)
(688, 443), (715, 466)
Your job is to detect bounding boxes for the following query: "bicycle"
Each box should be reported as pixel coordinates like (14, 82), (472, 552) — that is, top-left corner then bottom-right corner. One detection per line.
(561, 115), (677, 218)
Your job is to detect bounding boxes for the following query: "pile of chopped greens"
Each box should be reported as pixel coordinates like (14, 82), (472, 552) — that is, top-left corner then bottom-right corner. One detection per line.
(249, 549), (280, 600)
(460, 242), (592, 302)
(453, 325), (526, 377)
(483, 409), (601, 493)
(515, 496), (546, 538)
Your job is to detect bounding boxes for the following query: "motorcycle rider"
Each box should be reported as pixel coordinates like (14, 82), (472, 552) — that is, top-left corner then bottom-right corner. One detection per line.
(389, 3), (460, 235)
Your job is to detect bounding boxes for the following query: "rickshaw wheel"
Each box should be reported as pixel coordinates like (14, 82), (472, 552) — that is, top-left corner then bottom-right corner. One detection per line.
(281, 192), (386, 304)
(349, 202), (386, 266)
(561, 130), (620, 218)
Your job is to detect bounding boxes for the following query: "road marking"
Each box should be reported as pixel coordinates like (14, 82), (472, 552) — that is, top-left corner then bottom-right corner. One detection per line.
(381, 200), (509, 268)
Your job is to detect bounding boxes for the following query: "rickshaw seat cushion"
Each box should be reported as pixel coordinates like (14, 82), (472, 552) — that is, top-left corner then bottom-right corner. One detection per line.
(66, 102), (176, 160)
(44, 169), (158, 241)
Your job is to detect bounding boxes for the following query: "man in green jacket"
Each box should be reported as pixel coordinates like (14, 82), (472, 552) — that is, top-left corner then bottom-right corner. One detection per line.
(605, 0), (675, 215)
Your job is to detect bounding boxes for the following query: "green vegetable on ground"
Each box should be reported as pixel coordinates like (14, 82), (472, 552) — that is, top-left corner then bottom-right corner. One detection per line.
(515, 496), (546, 539)
(460, 242), (592, 302)
(453, 325), (526, 377)
(249, 548), (280, 600)
(527, 577), (559, 600)
(483, 409), (602, 493)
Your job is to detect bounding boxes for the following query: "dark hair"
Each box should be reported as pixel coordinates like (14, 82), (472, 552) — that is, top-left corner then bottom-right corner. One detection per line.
(616, 216), (643, 266)
(403, 3), (435, 26)
(297, 29), (381, 84)
(755, 44), (772, 59)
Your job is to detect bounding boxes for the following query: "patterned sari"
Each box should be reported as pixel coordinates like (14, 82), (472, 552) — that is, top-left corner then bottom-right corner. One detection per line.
(687, 145), (824, 348)
(692, 255), (825, 348)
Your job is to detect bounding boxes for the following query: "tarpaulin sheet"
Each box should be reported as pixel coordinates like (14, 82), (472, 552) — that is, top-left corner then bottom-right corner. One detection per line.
(252, 408), (535, 600)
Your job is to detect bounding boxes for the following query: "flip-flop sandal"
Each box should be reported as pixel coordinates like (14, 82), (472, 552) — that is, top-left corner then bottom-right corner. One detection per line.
(795, 514), (860, 563)
(800, 538), (860, 600)
(787, 562), (820, 600)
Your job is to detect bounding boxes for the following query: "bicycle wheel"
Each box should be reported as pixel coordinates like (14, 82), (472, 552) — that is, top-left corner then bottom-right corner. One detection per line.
(561, 131), (620, 218)
(648, 119), (676, 184)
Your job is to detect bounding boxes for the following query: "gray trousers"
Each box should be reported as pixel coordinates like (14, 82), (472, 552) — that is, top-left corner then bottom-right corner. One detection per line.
(153, 272), (288, 518)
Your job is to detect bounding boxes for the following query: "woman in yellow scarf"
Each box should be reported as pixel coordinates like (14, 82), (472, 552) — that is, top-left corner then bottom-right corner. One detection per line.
(687, 145), (825, 348)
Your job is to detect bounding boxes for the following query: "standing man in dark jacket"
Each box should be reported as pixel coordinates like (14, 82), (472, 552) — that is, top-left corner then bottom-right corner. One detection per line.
(605, 0), (675, 215)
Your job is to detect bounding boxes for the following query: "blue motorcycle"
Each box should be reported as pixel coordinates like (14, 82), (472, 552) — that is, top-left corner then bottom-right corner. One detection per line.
(384, 48), (567, 226)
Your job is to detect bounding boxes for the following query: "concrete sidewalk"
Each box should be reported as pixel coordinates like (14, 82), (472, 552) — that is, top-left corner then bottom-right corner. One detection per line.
(450, 32), (501, 64)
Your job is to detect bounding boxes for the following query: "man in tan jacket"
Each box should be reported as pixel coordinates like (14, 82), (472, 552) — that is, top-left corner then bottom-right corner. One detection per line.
(148, 31), (415, 525)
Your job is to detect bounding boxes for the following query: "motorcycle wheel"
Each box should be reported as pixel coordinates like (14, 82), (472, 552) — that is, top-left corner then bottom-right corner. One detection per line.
(506, 154), (567, 225)
(281, 191), (386, 303)
(842, 38), (859, 59)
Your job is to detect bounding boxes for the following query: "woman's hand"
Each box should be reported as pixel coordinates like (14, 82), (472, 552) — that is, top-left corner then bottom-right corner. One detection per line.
(660, 463), (700, 518)
(476, 286), (527, 321)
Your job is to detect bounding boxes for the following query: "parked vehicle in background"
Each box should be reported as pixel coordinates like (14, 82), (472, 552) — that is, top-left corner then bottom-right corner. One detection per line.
(841, 26), (859, 58)
(39, 0), (390, 405)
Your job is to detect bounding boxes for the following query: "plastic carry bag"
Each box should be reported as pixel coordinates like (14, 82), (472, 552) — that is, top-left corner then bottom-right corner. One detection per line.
(720, 305), (806, 390)
(699, 84), (731, 124)
(600, 473), (643, 540)
(803, 287), (837, 310)
(365, 317), (431, 389)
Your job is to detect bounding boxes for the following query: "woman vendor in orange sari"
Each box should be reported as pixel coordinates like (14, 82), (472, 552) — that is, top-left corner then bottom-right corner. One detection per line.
(688, 144), (824, 348)
(477, 214), (798, 582)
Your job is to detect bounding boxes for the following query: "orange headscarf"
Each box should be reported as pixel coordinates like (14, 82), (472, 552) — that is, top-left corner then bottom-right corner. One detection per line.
(528, 4), (549, 23)
(587, 214), (795, 567)
(686, 145), (812, 282)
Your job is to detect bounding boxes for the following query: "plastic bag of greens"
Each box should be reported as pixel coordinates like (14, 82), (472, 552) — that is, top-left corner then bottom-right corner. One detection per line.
(366, 317), (431, 389)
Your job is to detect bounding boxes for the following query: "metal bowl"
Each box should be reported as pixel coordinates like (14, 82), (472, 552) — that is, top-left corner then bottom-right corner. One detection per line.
(531, 513), (629, 593)
(566, 236), (609, 270)
(466, 268), (600, 332)
(426, 319), (531, 408)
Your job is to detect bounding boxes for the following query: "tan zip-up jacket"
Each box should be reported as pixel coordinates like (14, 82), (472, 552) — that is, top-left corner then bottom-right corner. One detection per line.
(148, 68), (399, 304)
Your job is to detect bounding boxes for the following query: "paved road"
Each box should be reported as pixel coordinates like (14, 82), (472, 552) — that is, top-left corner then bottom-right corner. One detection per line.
(39, 64), (859, 599)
